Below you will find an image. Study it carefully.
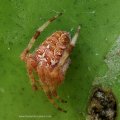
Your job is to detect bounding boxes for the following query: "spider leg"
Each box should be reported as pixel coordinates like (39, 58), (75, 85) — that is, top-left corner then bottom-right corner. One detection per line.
(70, 25), (80, 48)
(35, 80), (43, 90)
(43, 85), (67, 113)
(52, 90), (67, 103)
(20, 13), (62, 62)
(57, 26), (80, 67)
(27, 59), (42, 90)
(27, 64), (38, 90)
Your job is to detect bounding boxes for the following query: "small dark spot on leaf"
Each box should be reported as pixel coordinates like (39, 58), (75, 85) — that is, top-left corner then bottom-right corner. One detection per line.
(76, 13), (79, 17)
(73, 0), (79, 5)
(21, 87), (25, 91)
(104, 3), (108, 6)
(8, 41), (13, 46)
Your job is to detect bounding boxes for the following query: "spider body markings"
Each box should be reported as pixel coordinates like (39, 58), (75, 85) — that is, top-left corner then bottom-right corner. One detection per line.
(20, 13), (80, 112)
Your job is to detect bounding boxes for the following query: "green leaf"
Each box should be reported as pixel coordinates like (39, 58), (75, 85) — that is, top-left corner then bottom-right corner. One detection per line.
(0, 0), (120, 119)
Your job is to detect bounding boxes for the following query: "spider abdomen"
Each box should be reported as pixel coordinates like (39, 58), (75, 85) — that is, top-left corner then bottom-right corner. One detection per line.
(35, 31), (71, 68)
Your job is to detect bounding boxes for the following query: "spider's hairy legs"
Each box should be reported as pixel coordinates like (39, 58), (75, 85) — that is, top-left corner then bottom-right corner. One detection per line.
(26, 57), (42, 90)
(20, 13), (62, 62)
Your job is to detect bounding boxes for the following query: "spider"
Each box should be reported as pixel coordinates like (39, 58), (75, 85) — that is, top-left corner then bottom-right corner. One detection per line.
(20, 13), (80, 113)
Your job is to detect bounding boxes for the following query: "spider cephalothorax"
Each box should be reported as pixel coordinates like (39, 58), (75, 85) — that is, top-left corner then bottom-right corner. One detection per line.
(20, 13), (80, 112)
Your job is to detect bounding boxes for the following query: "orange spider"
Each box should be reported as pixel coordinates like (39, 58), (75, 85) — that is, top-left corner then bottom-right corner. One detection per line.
(20, 13), (80, 112)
